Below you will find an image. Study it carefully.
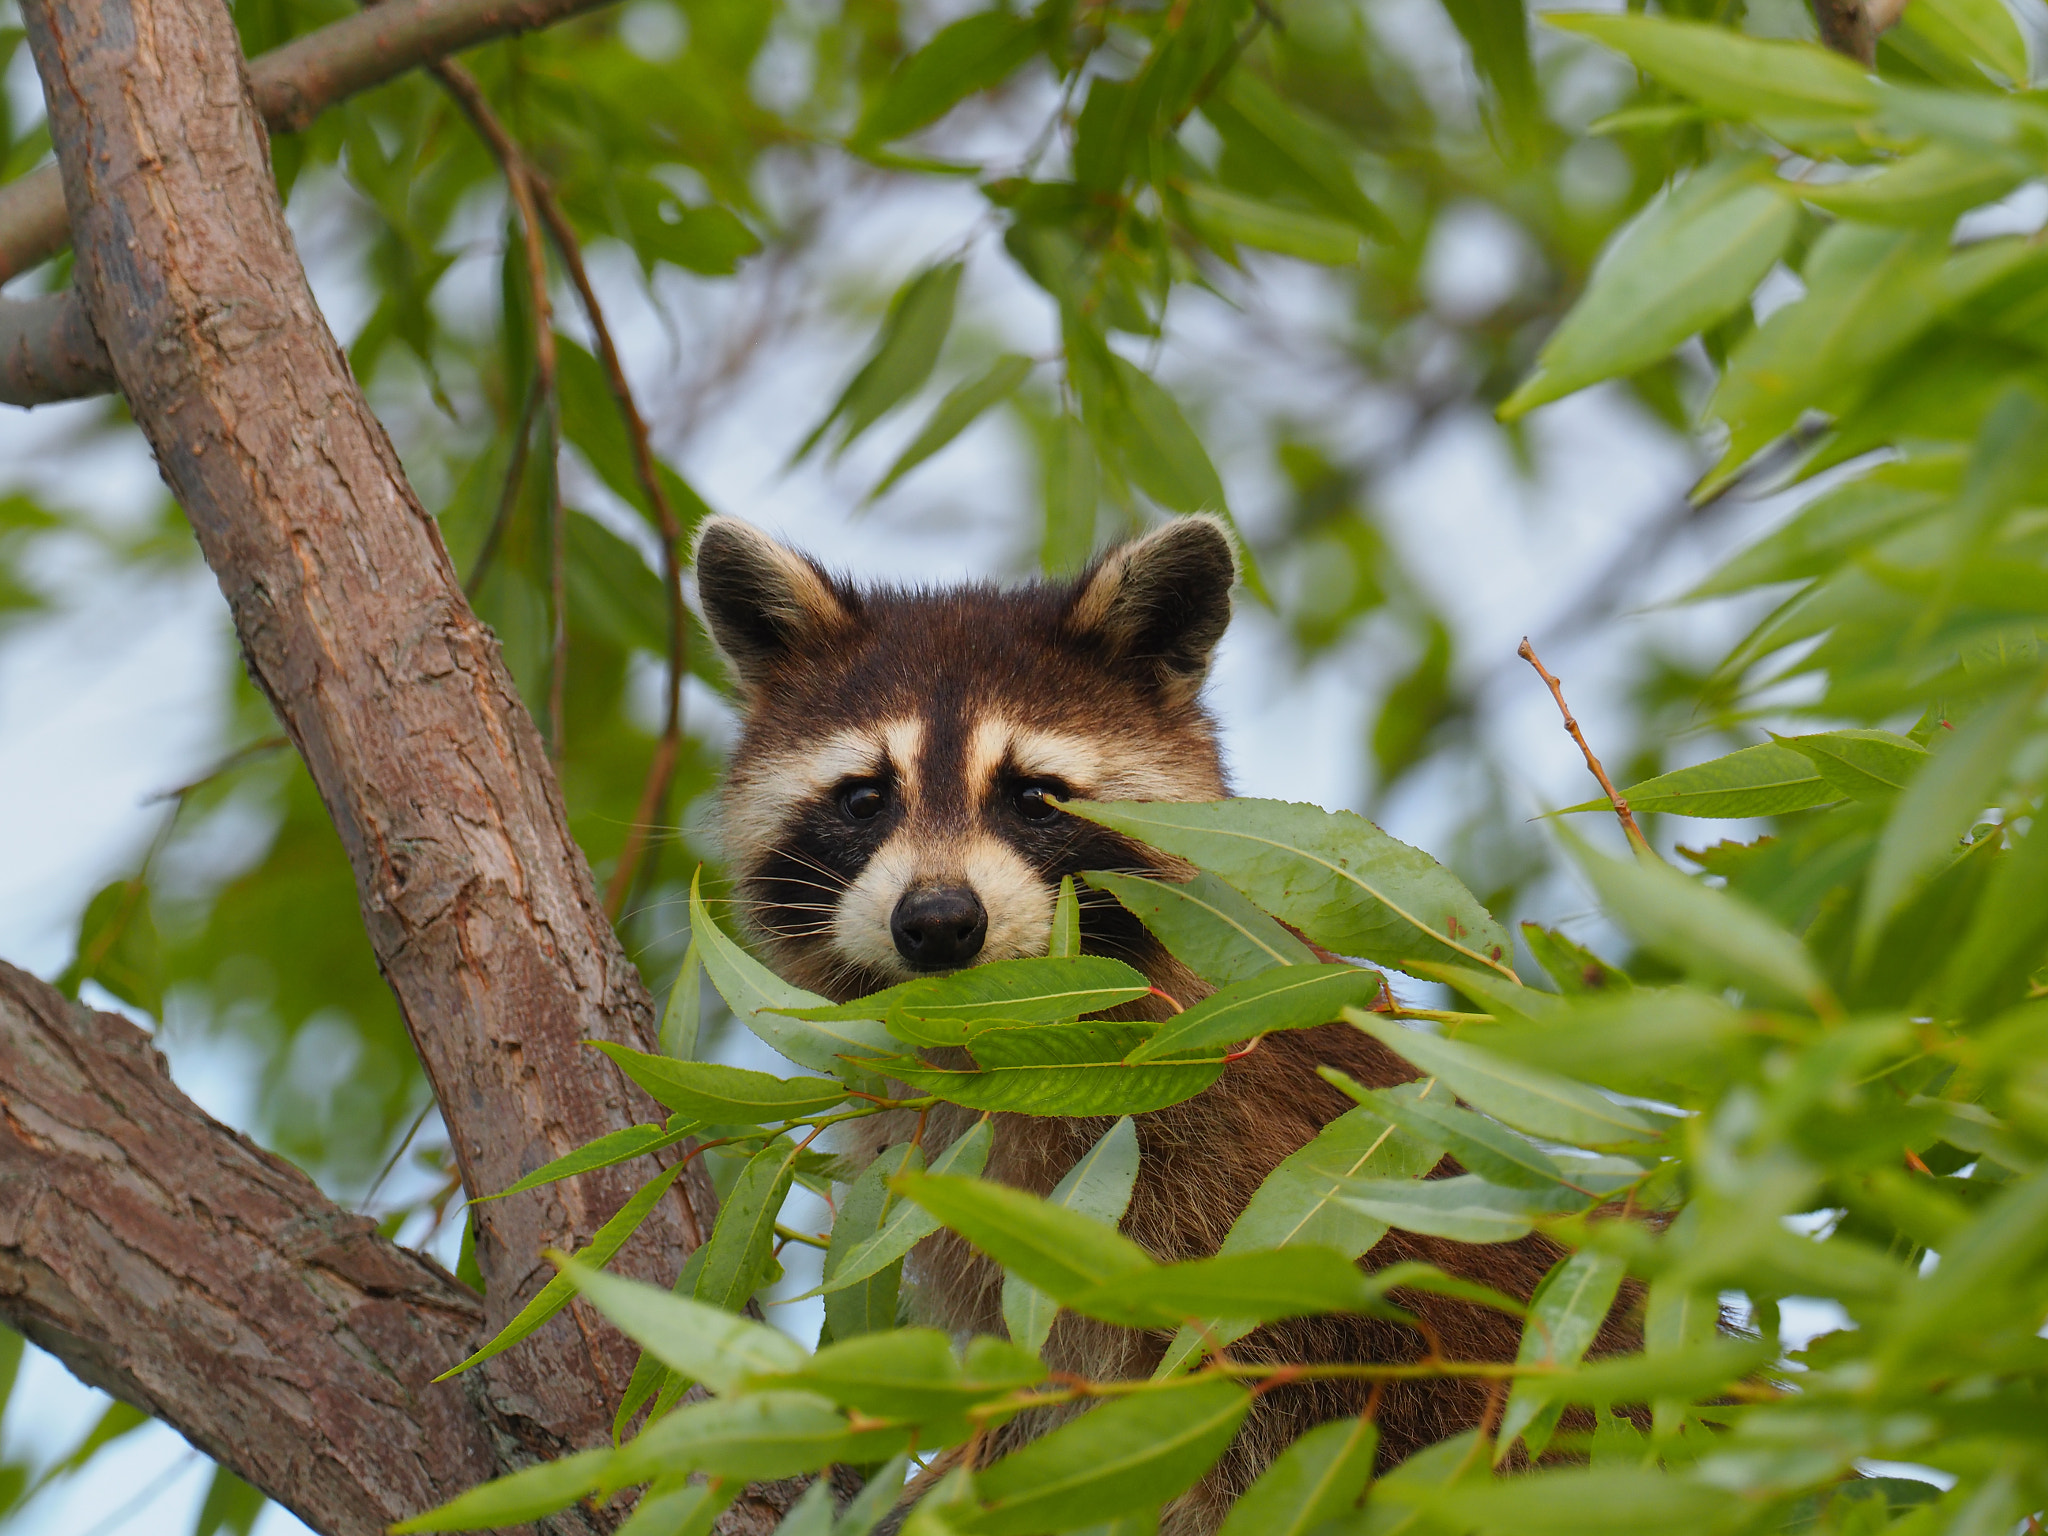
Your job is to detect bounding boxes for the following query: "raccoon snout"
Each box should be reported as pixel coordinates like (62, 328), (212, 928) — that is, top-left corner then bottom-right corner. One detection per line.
(890, 884), (988, 970)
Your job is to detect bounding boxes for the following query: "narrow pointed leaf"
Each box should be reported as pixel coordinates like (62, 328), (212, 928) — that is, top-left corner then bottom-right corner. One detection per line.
(1501, 157), (1796, 419)
(1335, 1173), (1539, 1244)
(782, 955), (1149, 1035)
(1064, 798), (1515, 979)
(434, 1160), (687, 1379)
(553, 1254), (806, 1394)
(862, 1024), (1224, 1116)
(1049, 874), (1082, 960)
(1128, 964), (1384, 1061)
(1217, 1415), (1378, 1536)
(1347, 1012), (1665, 1149)
(853, 12), (1041, 145)
(892, 1170), (1155, 1300)
(873, 353), (1034, 499)
(389, 1448), (612, 1532)
(695, 1137), (803, 1312)
(1777, 729), (1930, 802)
(1005, 1117), (1140, 1352)
(824, 1144), (919, 1341)
(475, 1118), (694, 1203)
(1544, 13), (1881, 120)
(691, 871), (894, 1077)
(1065, 1246), (1374, 1328)
(1553, 742), (1831, 819)
(661, 940), (704, 1060)
(967, 1378), (1252, 1535)
(1561, 831), (1830, 1012)
(589, 1045), (849, 1124)
(1086, 869), (1318, 985)
(805, 1119), (992, 1298)
(1497, 1249), (1629, 1460)
(1340, 1081), (1566, 1191)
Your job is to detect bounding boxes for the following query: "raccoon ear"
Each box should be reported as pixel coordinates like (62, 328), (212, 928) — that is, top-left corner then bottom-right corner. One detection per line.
(692, 517), (855, 691)
(1067, 514), (1239, 698)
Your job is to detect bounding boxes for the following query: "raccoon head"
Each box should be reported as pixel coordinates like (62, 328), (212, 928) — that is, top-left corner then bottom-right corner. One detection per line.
(694, 514), (1238, 1001)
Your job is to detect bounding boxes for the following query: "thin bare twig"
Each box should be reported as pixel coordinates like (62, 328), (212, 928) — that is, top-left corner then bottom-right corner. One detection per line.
(1518, 637), (1655, 860)
(524, 189), (690, 918)
(465, 374), (542, 596)
(426, 60), (690, 900)
(431, 60), (568, 762)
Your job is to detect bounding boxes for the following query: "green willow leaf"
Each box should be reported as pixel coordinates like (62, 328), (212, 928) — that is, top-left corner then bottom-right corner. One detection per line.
(695, 1137), (804, 1312)
(872, 353), (1034, 499)
(1049, 874), (1082, 960)
(1546, 13), (1881, 119)
(604, 1392), (909, 1491)
(1776, 729), (1930, 802)
(1496, 1249), (1629, 1460)
(1860, 682), (2042, 958)
(1064, 798), (1516, 979)
(824, 1144), (918, 1341)
(1084, 869), (1317, 986)
(1182, 183), (1362, 266)
(434, 1160), (687, 1380)
(1892, 0), (2029, 83)
(757, 1329), (1045, 1440)
(1216, 1415), (1378, 1536)
(615, 1477), (732, 1536)
(1339, 1080), (1565, 1191)
(1561, 832), (1832, 1012)
(1705, 224), (1949, 490)
(893, 1170), (1154, 1300)
(389, 1448), (611, 1532)
(1520, 925), (1633, 996)
(1108, 358), (1227, 513)
(554, 1254), (806, 1395)
(1065, 1245), (1375, 1328)
(862, 1023), (1223, 1116)
(1334, 1174), (1539, 1244)
(853, 11), (1041, 145)
(1127, 963), (1384, 1062)
(1555, 741), (1831, 819)
(690, 870), (893, 1078)
(1800, 143), (2033, 225)
(1205, 72), (1394, 240)
(1159, 1095), (1444, 1373)
(1501, 157), (1796, 419)
(661, 940), (703, 1061)
(781, 954), (1148, 1033)
(474, 1118), (694, 1204)
(588, 1045), (848, 1124)
(1004, 1116), (1140, 1353)
(967, 1378), (1252, 1535)
(797, 263), (964, 460)
(1346, 1012), (1666, 1149)
(1436, 1466), (1743, 1535)
(804, 1119), (993, 1298)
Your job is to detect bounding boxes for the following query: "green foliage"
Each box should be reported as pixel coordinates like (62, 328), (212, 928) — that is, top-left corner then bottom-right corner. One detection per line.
(19, 0), (2048, 1527)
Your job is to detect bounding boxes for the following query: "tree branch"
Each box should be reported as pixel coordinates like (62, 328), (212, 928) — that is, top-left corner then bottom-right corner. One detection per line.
(0, 960), (501, 1536)
(0, 289), (113, 406)
(0, 0), (626, 285)
(20, 0), (722, 1521)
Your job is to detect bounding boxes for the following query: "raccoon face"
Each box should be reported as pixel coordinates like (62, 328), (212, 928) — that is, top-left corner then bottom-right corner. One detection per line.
(694, 515), (1238, 1001)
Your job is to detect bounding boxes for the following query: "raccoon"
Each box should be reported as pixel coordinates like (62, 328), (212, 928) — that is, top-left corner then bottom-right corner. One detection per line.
(693, 514), (1631, 1529)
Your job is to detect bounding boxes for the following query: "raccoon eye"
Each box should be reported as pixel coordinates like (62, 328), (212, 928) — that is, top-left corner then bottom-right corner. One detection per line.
(840, 782), (886, 822)
(1013, 781), (1064, 822)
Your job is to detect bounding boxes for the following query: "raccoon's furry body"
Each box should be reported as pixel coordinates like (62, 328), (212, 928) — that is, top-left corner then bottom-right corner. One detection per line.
(693, 515), (1634, 1530)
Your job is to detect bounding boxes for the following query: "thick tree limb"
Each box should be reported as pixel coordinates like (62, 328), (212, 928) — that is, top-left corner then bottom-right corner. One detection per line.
(18, 0), (742, 1526)
(0, 0), (623, 286)
(0, 962), (504, 1536)
(0, 289), (112, 405)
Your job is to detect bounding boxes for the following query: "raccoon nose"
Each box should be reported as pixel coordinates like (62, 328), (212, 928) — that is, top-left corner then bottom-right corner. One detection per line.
(891, 885), (988, 970)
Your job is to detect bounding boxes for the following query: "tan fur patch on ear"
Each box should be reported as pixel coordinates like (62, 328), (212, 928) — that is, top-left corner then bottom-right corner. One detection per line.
(692, 516), (853, 689)
(1065, 514), (1239, 698)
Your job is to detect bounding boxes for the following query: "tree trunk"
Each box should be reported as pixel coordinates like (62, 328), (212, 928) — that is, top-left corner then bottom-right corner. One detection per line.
(4, 0), (770, 1526)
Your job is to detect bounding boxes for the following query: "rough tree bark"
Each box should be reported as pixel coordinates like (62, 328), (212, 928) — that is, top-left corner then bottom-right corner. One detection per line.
(0, 962), (502, 1535)
(2, 0), (785, 1527)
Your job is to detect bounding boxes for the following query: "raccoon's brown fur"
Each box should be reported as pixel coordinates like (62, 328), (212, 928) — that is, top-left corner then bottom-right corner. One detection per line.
(693, 515), (1638, 1531)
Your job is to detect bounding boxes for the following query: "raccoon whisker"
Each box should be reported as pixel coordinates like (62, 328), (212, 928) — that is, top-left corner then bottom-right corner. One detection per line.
(766, 846), (857, 891)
